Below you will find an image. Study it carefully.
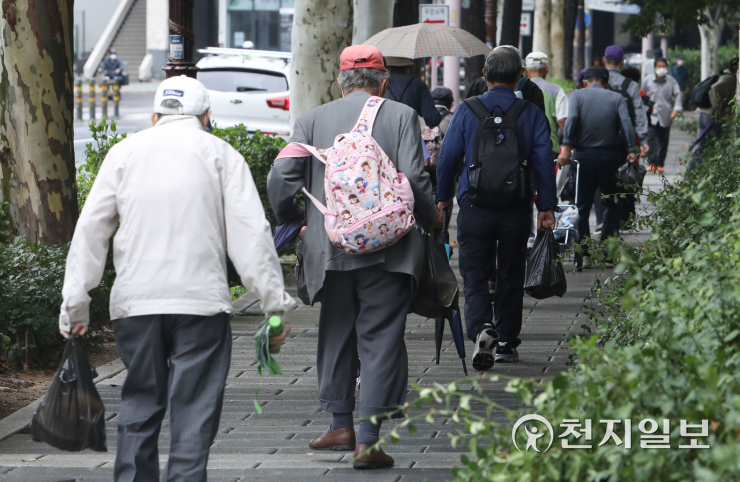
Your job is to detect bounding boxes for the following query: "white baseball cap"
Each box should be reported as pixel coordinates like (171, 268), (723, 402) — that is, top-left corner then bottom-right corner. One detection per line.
(526, 51), (549, 69)
(153, 75), (210, 116)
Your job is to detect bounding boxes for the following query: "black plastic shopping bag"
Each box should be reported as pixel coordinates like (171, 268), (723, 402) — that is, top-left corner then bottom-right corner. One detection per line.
(409, 229), (459, 319)
(30, 335), (107, 452)
(524, 228), (567, 300)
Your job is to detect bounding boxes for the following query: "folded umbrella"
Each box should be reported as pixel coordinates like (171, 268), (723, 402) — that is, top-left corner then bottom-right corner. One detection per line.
(364, 23), (490, 59)
(273, 218), (303, 254)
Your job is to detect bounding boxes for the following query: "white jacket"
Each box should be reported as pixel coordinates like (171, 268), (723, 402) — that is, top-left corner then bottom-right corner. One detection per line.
(59, 115), (295, 331)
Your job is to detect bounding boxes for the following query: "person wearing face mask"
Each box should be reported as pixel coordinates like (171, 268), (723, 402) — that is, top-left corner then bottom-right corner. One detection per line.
(672, 55), (689, 108)
(59, 75), (295, 481)
(98, 49), (126, 84)
(642, 57), (683, 172)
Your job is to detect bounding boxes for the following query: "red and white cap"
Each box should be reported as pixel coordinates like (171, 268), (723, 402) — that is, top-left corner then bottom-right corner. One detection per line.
(339, 45), (386, 72)
(153, 75), (210, 116)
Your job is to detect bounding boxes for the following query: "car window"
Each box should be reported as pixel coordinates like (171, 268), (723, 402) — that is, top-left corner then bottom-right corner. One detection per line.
(198, 69), (288, 93)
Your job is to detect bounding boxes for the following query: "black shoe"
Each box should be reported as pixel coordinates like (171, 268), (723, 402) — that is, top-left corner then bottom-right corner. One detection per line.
(494, 342), (519, 363)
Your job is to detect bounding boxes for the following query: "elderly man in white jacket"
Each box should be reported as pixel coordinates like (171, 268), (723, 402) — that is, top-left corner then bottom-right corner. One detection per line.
(59, 75), (295, 482)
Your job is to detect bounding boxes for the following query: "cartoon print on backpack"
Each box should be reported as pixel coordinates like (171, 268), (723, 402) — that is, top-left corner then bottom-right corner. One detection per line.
(349, 194), (361, 211)
(332, 186), (343, 202)
(371, 185), (380, 198)
(361, 161), (373, 177)
(355, 177), (368, 194)
(355, 234), (369, 250)
(384, 191), (396, 203)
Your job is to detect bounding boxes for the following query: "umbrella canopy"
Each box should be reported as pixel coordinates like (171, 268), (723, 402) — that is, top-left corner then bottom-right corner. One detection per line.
(273, 218), (303, 254)
(364, 23), (490, 59)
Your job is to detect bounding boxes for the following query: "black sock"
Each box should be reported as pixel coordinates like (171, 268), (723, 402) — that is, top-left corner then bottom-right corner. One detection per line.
(357, 420), (382, 445)
(331, 412), (353, 430)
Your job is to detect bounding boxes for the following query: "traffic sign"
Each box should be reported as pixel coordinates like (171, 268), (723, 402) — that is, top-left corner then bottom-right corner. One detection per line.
(419, 4), (450, 26)
(522, 0), (535, 11)
(520, 12), (532, 37)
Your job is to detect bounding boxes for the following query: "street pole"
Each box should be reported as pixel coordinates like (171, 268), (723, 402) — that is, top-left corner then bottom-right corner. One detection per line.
(443, 0), (461, 105)
(164, 0), (198, 79)
(576, 0), (585, 73)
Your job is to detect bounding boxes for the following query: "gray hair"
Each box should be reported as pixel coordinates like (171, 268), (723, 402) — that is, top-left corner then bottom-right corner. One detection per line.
(338, 68), (390, 95)
(484, 46), (523, 84)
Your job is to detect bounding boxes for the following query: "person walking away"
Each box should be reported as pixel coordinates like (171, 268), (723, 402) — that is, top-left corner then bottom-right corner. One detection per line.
(688, 58), (738, 169)
(59, 76), (296, 482)
(559, 67), (637, 268)
(642, 57), (683, 172)
(525, 51), (568, 159)
(436, 46), (557, 369)
(601, 46), (650, 227)
(267, 45), (437, 470)
(672, 54), (690, 107)
(385, 56), (442, 128)
(421, 87), (455, 189)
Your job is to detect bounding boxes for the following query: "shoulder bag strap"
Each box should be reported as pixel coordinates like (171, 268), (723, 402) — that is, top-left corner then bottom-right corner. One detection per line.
(505, 98), (531, 121)
(462, 96), (491, 120)
(276, 143), (331, 215)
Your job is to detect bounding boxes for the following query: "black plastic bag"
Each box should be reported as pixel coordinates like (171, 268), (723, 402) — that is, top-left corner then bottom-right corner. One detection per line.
(294, 239), (311, 305)
(524, 228), (567, 300)
(30, 335), (107, 452)
(617, 162), (647, 187)
(409, 228), (459, 319)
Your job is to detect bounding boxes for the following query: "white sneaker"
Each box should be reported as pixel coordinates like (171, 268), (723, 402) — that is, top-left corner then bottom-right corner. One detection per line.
(582, 256), (592, 269)
(472, 326), (498, 371)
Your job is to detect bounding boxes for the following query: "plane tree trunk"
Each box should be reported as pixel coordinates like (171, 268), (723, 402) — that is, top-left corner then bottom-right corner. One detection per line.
(0, 0), (78, 245)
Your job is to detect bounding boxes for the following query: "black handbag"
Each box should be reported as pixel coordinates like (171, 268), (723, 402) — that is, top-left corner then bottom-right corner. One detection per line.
(294, 239), (311, 305)
(409, 228), (459, 319)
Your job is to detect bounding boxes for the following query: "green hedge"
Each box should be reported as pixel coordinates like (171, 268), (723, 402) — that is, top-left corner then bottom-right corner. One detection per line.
(386, 111), (740, 480)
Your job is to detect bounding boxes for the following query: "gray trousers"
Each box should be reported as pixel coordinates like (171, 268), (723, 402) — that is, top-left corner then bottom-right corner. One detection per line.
(318, 267), (412, 419)
(112, 313), (232, 482)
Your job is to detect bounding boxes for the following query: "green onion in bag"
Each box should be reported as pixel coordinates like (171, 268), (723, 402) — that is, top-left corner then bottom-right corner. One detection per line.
(253, 315), (285, 414)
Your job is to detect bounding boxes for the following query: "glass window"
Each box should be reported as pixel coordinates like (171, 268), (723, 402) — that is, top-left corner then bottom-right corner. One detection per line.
(198, 69), (288, 93)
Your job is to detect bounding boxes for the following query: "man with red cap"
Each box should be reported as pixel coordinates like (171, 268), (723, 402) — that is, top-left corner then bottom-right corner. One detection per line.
(267, 45), (437, 469)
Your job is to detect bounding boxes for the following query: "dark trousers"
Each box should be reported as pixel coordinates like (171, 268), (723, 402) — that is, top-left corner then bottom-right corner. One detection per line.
(648, 124), (671, 167)
(318, 267), (412, 418)
(457, 198), (531, 346)
(575, 149), (622, 248)
(112, 313), (232, 482)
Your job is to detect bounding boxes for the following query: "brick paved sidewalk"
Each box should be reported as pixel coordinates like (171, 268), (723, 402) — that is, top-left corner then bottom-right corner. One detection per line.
(0, 127), (691, 482)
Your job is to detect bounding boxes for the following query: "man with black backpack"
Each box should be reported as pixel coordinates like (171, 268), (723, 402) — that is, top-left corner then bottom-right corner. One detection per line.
(436, 46), (556, 369)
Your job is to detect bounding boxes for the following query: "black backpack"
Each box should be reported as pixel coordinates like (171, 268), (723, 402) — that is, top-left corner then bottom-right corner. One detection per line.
(690, 74), (720, 109)
(462, 97), (531, 209)
(613, 78), (636, 125)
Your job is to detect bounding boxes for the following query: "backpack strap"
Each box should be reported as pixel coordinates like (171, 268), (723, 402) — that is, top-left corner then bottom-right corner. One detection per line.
(276, 143), (328, 164)
(504, 98), (530, 121)
(462, 96), (491, 120)
(621, 77), (632, 93)
(352, 96), (386, 135)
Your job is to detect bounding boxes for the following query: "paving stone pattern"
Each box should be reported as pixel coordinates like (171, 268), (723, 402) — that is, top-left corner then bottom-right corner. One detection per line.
(0, 127), (690, 481)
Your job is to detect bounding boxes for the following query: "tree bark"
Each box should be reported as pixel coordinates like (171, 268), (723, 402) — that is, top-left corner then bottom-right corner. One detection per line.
(353, 0), (394, 45)
(0, 0), (78, 245)
(500, 0), (523, 47)
(699, 8), (724, 80)
(290, 0), (353, 127)
(533, 0), (552, 58)
(550, 0), (564, 79)
(562, 0), (577, 81)
(463, 0), (487, 93)
(486, 0), (497, 45)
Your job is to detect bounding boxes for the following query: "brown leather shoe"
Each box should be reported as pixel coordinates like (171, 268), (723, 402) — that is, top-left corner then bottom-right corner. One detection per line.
(353, 444), (394, 469)
(308, 426), (356, 451)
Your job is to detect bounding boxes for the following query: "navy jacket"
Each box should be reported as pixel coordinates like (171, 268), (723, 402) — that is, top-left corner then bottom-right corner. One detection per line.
(436, 86), (557, 212)
(386, 67), (442, 128)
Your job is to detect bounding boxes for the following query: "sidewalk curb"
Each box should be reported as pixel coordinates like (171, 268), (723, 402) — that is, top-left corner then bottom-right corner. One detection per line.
(0, 359), (127, 442)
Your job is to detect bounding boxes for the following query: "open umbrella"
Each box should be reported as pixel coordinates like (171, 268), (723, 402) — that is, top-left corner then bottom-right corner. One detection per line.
(434, 210), (468, 376)
(364, 23), (490, 59)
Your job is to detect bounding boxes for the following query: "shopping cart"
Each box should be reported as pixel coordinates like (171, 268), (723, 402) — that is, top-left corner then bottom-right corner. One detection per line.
(554, 160), (582, 271)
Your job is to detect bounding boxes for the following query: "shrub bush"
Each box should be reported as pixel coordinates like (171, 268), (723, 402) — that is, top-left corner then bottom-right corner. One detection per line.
(668, 44), (739, 89)
(386, 112), (740, 480)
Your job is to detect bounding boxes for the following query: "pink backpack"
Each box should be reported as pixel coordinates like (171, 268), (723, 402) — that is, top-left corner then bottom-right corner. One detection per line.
(276, 96), (416, 254)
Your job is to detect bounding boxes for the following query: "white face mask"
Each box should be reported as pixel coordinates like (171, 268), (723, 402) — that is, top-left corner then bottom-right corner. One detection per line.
(676, 60), (684, 66)
(110, 54), (118, 60)
(655, 68), (668, 78)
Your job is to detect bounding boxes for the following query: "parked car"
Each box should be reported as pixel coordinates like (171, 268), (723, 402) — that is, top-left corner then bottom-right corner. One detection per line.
(196, 48), (291, 138)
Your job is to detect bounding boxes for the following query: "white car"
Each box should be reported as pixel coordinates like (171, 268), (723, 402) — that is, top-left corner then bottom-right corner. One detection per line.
(196, 48), (291, 138)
